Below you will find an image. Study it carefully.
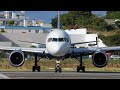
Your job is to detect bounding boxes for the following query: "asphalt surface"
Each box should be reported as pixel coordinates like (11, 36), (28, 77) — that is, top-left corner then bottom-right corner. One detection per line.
(1, 71), (120, 79)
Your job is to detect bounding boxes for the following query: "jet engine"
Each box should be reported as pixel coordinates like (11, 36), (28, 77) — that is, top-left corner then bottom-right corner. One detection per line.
(9, 50), (25, 67)
(92, 51), (108, 68)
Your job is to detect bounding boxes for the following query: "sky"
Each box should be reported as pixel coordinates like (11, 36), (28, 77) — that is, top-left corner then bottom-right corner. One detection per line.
(25, 11), (106, 24)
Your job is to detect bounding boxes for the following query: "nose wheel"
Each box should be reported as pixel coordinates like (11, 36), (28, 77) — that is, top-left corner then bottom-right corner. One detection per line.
(55, 60), (62, 72)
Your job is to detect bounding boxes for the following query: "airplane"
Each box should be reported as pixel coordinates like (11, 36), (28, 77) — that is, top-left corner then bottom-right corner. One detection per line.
(0, 11), (120, 73)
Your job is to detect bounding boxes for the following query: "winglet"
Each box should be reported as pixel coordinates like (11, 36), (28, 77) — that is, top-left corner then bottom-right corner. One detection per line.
(96, 37), (98, 47)
(88, 37), (98, 46)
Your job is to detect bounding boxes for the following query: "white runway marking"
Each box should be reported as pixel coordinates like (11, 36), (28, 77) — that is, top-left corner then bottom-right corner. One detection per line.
(0, 73), (10, 79)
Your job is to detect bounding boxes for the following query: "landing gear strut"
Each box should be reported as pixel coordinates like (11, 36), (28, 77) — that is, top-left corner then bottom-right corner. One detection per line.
(55, 59), (62, 72)
(32, 53), (40, 72)
(76, 54), (85, 72)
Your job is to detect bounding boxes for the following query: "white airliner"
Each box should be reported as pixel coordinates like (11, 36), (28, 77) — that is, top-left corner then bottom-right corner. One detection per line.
(0, 11), (120, 72)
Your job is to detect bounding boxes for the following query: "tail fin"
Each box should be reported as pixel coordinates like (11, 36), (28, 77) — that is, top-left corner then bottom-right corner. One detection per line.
(57, 11), (60, 29)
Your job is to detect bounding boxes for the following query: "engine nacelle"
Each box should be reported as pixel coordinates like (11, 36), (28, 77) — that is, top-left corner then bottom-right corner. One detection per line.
(92, 51), (108, 68)
(9, 50), (25, 67)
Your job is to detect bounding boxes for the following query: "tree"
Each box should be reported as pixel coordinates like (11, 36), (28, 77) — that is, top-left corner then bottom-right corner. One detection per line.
(105, 11), (120, 19)
(51, 16), (57, 28)
(109, 31), (120, 46)
(99, 31), (120, 46)
(7, 21), (14, 26)
(115, 20), (120, 28)
(51, 11), (108, 31)
(68, 11), (92, 19)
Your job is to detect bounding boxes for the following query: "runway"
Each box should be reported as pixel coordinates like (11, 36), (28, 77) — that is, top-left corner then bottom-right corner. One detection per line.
(1, 71), (120, 79)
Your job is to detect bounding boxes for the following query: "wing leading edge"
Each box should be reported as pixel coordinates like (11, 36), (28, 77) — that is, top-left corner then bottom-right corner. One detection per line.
(72, 46), (120, 54)
(0, 46), (46, 53)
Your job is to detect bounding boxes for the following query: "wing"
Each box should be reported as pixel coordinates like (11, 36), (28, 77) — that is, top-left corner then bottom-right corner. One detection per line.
(100, 46), (120, 52)
(71, 46), (120, 54)
(71, 47), (97, 54)
(0, 46), (46, 53)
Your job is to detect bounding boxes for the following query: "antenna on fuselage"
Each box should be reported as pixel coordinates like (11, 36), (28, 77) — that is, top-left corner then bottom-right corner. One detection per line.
(57, 11), (60, 29)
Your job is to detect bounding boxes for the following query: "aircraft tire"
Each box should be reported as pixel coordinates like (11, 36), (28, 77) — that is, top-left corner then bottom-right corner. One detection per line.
(77, 66), (80, 72)
(32, 66), (35, 72)
(59, 68), (62, 72)
(55, 67), (58, 72)
(37, 66), (40, 72)
(82, 66), (85, 72)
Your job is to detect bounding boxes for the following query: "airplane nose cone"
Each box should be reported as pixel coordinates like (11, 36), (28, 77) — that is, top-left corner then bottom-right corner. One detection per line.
(52, 45), (63, 56)
(46, 43), (70, 57)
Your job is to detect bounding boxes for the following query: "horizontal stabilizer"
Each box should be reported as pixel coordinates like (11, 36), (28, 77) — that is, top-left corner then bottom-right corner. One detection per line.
(71, 37), (98, 47)
(18, 40), (44, 44)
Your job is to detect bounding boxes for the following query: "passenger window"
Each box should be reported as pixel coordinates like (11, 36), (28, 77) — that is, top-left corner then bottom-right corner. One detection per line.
(48, 38), (69, 42)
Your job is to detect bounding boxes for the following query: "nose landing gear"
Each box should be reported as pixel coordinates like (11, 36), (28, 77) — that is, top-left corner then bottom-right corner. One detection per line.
(55, 59), (62, 72)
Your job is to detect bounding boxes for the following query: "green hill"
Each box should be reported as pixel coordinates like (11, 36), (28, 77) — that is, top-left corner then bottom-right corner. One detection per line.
(51, 11), (120, 46)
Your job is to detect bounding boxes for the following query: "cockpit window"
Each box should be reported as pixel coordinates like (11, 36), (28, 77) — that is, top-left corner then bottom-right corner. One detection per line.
(64, 38), (69, 42)
(58, 38), (64, 42)
(52, 38), (57, 42)
(47, 38), (69, 42)
(48, 38), (52, 42)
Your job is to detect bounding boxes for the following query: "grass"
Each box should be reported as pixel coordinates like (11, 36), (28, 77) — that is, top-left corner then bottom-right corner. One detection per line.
(0, 58), (120, 72)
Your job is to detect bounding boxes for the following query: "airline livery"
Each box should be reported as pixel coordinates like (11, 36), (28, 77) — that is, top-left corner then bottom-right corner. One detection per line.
(0, 11), (120, 72)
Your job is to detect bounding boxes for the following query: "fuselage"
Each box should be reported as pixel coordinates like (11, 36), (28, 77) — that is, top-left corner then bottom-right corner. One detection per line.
(46, 29), (71, 56)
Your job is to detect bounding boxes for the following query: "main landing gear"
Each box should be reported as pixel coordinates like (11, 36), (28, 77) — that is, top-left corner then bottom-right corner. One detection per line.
(32, 53), (41, 72)
(55, 59), (62, 73)
(76, 54), (85, 72)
